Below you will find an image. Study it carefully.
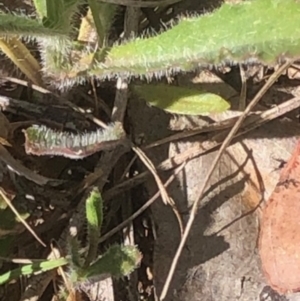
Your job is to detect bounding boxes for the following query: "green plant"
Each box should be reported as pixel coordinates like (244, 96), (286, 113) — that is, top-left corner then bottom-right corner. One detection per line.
(2, 0), (298, 114)
(23, 122), (127, 159)
(0, 188), (142, 299)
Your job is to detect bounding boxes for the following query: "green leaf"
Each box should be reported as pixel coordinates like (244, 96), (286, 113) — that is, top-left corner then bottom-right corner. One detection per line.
(87, 0), (300, 80)
(0, 13), (68, 39)
(32, 0), (47, 18)
(32, 0), (80, 31)
(84, 187), (103, 267)
(0, 37), (43, 86)
(86, 0), (118, 46)
(133, 84), (230, 115)
(0, 257), (68, 285)
(77, 245), (142, 282)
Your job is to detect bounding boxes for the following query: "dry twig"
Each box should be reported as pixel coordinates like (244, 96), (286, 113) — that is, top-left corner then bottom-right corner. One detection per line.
(131, 145), (184, 234)
(99, 163), (186, 243)
(159, 60), (293, 300)
(105, 94), (300, 202)
(0, 188), (46, 247)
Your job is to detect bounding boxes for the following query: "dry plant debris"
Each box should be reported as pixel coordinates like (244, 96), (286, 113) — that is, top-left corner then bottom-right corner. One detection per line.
(259, 141), (300, 294)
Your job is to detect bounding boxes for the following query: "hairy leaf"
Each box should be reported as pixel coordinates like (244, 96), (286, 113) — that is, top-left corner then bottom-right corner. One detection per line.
(0, 258), (68, 285)
(84, 187), (103, 267)
(88, 0), (300, 79)
(76, 245), (142, 283)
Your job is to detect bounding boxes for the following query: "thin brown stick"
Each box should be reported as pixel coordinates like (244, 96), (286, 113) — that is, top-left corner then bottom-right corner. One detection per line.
(91, 78), (99, 116)
(239, 64), (247, 110)
(0, 144), (60, 186)
(113, 78), (129, 122)
(132, 145), (170, 205)
(2, 76), (108, 128)
(144, 112), (243, 149)
(0, 188), (46, 247)
(99, 163), (186, 243)
(105, 95), (300, 202)
(132, 145), (184, 234)
(119, 112), (244, 187)
(159, 60), (293, 300)
(49, 242), (72, 294)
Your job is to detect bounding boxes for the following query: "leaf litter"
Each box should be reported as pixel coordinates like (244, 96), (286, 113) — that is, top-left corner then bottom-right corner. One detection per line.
(2, 0), (300, 300)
